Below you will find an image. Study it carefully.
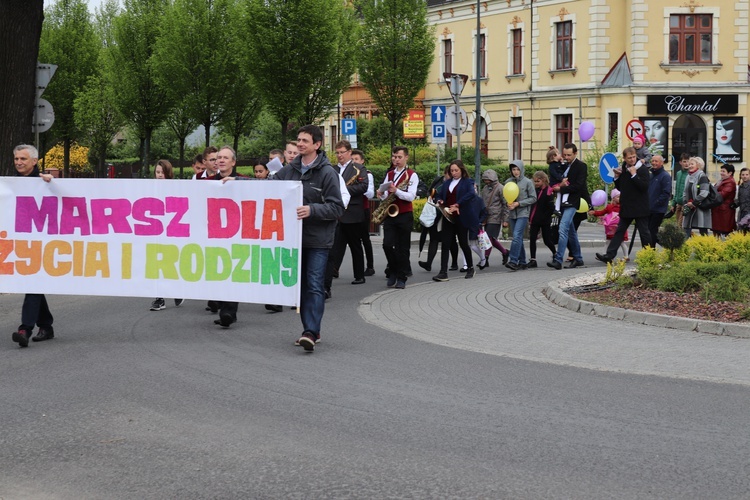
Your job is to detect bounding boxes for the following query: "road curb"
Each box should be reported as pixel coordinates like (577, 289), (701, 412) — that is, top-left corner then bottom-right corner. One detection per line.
(543, 274), (750, 339)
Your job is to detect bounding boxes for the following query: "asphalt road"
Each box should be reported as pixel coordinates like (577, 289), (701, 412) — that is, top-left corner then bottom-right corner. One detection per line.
(2, 232), (749, 499)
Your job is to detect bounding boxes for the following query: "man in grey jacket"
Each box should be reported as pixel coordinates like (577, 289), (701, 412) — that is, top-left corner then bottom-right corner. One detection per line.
(274, 125), (345, 351)
(504, 160), (536, 270)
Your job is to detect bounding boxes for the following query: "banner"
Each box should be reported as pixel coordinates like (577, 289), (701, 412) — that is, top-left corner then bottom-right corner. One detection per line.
(0, 178), (303, 306)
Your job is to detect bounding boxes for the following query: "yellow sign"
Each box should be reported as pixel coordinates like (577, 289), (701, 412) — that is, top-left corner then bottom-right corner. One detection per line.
(403, 109), (425, 139)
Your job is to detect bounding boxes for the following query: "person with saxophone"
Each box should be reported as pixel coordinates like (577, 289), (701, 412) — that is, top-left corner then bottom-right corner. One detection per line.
(324, 140), (369, 298)
(375, 146), (419, 289)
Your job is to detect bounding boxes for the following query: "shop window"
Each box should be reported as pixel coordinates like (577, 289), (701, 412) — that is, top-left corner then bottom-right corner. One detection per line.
(555, 21), (573, 70)
(669, 14), (712, 64)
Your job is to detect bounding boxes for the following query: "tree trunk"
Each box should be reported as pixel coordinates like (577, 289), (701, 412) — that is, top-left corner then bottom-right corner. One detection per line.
(143, 128), (152, 178)
(204, 120), (211, 147)
(233, 134), (239, 154)
(99, 143), (107, 178)
(280, 117), (289, 149)
(63, 137), (71, 178)
(0, 1), (44, 175)
(178, 137), (185, 179)
(390, 119), (397, 149)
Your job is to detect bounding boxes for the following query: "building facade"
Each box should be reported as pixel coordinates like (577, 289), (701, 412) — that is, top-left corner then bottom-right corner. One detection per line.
(425, 0), (750, 178)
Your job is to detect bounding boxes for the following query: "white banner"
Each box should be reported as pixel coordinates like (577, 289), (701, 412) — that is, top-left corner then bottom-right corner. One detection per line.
(0, 178), (303, 306)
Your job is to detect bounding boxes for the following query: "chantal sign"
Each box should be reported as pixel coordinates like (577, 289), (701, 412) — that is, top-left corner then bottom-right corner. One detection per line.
(0, 178), (303, 306)
(647, 94), (739, 115)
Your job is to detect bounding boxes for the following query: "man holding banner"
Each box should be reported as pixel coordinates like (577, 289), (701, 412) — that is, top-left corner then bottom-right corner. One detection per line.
(11, 145), (55, 348)
(274, 126), (345, 352)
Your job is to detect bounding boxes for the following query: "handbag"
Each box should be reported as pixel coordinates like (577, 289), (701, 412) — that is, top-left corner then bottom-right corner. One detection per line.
(419, 200), (437, 227)
(477, 229), (492, 251)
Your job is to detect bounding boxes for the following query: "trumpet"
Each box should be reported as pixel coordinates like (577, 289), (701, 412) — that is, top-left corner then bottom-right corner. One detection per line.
(371, 176), (409, 224)
(427, 198), (456, 224)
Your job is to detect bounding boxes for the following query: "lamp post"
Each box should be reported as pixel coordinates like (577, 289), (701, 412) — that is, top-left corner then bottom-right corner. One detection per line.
(474, 0), (482, 186)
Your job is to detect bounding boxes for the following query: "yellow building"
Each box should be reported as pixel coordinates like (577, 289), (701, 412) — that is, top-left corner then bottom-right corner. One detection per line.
(425, 0), (750, 178)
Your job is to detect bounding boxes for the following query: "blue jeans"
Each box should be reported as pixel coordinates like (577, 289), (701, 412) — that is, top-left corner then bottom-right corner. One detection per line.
(508, 217), (528, 265)
(554, 207), (582, 263)
(300, 247), (329, 336)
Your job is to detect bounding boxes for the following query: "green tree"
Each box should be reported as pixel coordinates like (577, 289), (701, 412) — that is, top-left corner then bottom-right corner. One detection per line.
(38, 0), (99, 178)
(242, 0), (357, 145)
(165, 105), (199, 178)
(356, 0), (434, 147)
(74, 74), (125, 177)
(154, 0), (238, 148)
(0, 0), (44, 175)
(109, 0), (172, 177)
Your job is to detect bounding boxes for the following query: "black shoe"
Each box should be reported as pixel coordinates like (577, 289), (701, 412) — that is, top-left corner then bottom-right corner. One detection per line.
(547, 260), (562, 270)
(418, 261), (431, 272)
(506, 262), (519, 271)
(12, 327), (32, 348)
(265, 304), (283, 313)
(386, 276), (397, 287)
(332, 269), (339, 278)
(216, 312), (236, 328)
(527, 259), (537, 268)
(395, 280), (406, 289)
(478, 260), (489, 270)
(567, 260), (585, 268)
(351, 278), (366, 285)
(432, 272), (449, 282)
(325, 289), (332, 300)
(459, 266), (468, 273)
(206, 300), (219, 313)
(520, 263), (528, 270)
(449, 264), (459, 271)
(32, 326), (54, 342)
(174, 298), (185, 307)
(465, 267), (475, 278)
(595, 253), (612, 263)
(502, 252), (509, 265)
(364, 267), (375, 276)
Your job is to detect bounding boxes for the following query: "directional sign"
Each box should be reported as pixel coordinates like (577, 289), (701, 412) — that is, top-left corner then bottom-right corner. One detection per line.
(599, 152), (618, 184)
(32, 98), (55, 133)
(431, 124), (446, 145)
(341, 119), (356, 136)
(431, 105), (446, 123)
(446, 107), (467, 136)
(625, 119), (645, 141)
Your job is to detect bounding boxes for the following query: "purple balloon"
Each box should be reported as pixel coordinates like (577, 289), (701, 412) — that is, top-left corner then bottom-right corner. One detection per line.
(578, 121), (595, 142)
(591, 189), (607, 207)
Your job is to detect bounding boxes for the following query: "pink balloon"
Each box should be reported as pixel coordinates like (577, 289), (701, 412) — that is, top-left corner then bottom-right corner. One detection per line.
(578, 121), (595, 142)
(591, 189), (607, 206)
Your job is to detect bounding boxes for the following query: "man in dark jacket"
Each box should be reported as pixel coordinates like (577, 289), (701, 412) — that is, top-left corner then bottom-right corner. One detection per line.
(548, 143), (587, 269)
(596, 147), (652, 263)
(274, 125), (345, 351)
(324, 140), (369, 296)
(647, 154), (672, 247)
(11, 145), (55, 348)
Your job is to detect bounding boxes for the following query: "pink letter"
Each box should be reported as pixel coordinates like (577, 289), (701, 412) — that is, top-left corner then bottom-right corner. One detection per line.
(207, 198), (240, 238)
(90, 199), (133, 234)
(15, 196), (59, 234)
(132, 198), (165, 236)
(60, 197), (91, 236)
(165, 197), (190, 237)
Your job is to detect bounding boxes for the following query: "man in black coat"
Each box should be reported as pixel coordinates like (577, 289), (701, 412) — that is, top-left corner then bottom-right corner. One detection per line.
(596, 147), (652, 263)
(324, 140), (369, 297)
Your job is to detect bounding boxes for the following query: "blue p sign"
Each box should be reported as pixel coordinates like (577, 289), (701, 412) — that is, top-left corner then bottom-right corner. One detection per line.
(342, 119), (356, 136)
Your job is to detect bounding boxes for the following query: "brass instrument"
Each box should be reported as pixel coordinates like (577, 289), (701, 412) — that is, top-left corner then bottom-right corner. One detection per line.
(345, 167), (360, 186)
(371, 175), (410, 224)
(427, 198), (456, 224)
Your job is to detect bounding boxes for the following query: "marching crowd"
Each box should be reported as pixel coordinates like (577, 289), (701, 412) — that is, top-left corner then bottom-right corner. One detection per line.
(10, 131), (750, 352)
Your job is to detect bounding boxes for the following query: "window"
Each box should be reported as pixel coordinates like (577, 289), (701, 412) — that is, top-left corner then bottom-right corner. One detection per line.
(478, 33), (487, 78)
(556, 114), (573, 150)
(512, 117), (522, 160)
(555, 21), (573, 70)
(443, 39), (453, 74)
(669, 14), (712, 64)
(512, 29), (522, 75)
(608, 112), (618, 143)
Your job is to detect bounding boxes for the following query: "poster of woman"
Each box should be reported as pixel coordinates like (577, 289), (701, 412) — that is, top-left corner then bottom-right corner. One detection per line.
(641, 117), (668, 158)
(714, 118), (743, 163)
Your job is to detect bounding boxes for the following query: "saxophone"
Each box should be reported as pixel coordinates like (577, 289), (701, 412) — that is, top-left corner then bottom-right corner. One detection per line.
(371, 175), (410, 224)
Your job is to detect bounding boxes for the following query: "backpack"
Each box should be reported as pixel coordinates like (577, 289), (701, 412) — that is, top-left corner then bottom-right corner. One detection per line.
(416, 180), (429, 198)
(699, 178), (723, 210)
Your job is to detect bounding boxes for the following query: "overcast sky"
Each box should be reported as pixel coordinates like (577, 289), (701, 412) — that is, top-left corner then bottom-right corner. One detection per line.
(44, 0), (109, 14)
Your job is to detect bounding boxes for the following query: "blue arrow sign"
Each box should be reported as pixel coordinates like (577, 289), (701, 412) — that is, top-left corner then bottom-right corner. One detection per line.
(431, 105), (446, 123)
(341, 119), (356, 136)
(599, 152), (618, 184)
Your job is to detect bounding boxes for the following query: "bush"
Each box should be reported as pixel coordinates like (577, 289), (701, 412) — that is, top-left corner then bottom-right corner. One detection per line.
(701, 274), (750, 302)
(412, 198), (427, 231)
(685, 234), (723, 262)
(656, 262), (702, 293)
(722, 232), (750, 260)
(658, 222), (687, 260)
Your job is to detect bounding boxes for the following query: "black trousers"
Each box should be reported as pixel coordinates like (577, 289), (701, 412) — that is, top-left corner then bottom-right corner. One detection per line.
(21, 293), (53, 329)
(382, 212), (413, 281)
(605, 215), (651, 258)
(440, 219), (472, 272)
(648, 212), (666, 247)
(219, 301), (238, 320)
(360, 210), (374, 269)
(325, 222), (365, 288)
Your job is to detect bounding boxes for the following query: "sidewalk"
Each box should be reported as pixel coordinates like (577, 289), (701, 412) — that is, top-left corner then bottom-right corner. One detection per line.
(358, 235), (750, 386)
